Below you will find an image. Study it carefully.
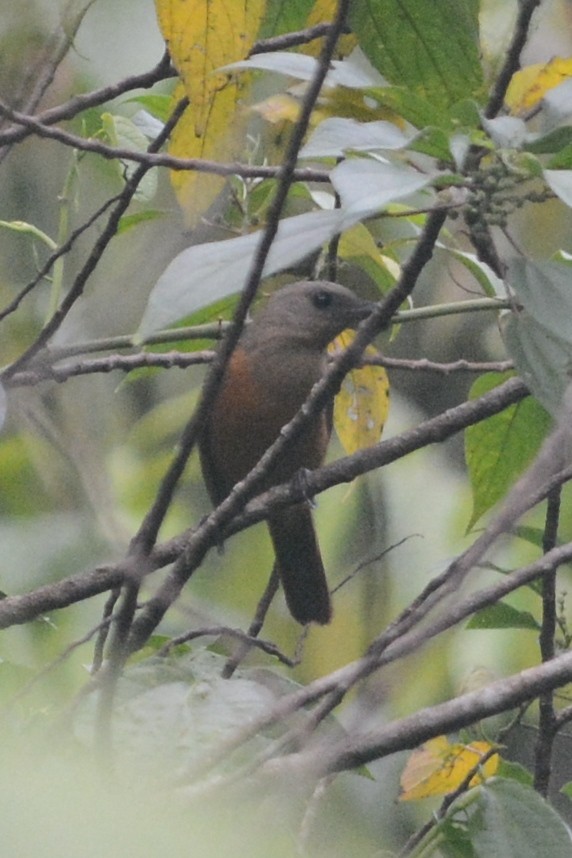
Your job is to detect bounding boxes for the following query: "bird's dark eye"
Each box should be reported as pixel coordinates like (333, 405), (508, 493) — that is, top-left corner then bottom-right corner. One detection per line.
(312, 290), (334, 309)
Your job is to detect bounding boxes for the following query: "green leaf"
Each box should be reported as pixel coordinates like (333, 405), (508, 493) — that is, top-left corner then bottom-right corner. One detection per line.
(437, 819), (476, 857)
(258, 0), (314, 39)
(467, 779), (572, 857)
(446, 249), (505, 298)
(139, 158), (431, 337)
(503, 258), (572, 414)
(0, 219), (57, 249)
(525, 125), (572, 155)
(124, 93), (173, 123)
(466, 601), (539, 631)
(366, 85), (451, 130)
(496, 760), (534, 787)
(547, 144), (572, 170)
(560, 781), (572, 799)
(501, 310), (569, 417)
(465, 372), (552, 529)
(544, 169), (572, 207)
(101, 113), (157, 202)
(338, 224), (398, 294)
(137, 209), (346, 337)
(512, 525), (549, 550)
(330, 157), (434, 216)
(408, 126), (455, 161)
(350, 0), (484, 110)
(117, 210), (165, 234)
(300, 117), (413, 159)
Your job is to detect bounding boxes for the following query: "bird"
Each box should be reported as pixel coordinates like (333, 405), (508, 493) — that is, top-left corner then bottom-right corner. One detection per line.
(199, 280), (375, 625)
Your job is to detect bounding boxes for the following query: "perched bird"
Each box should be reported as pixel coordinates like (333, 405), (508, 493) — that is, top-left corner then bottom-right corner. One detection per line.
(199, 280), (375, 624)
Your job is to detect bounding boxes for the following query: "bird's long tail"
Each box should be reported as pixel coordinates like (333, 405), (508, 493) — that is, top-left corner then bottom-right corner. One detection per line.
(268, 505), (332, 625)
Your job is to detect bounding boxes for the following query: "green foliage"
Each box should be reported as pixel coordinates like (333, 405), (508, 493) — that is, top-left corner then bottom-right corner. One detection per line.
(4, 1), (572, 855)
(350, 0), (484, 110)
(466, 600), (540, 631)
(466, 779), (572, 857)
(465, 373), (552, 529)
(258, 0), (315, 39)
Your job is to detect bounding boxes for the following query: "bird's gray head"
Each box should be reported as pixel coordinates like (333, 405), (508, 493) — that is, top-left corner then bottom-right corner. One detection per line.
(249, 280), (376, 349)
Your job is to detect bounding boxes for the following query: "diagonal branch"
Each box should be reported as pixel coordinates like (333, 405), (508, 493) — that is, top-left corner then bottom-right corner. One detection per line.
(0, 52), (174, 148)
(2, 97), (189, 378)
(0, 103), (330, 183)
(0, 360), (528, 630)
(129, 0), (353, 560)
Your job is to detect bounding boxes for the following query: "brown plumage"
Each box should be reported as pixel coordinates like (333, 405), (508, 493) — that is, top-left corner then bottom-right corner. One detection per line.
(199, 280), (374, 624)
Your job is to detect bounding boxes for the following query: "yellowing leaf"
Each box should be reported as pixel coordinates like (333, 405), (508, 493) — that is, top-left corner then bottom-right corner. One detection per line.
(168, 81), (242, 222)
(331, 330), (389, 456)
(251, 93), (301, 124)
(154, 0), (265, 223)
(399, 736), (499, 801)
(155, 0), (264, 120)
(506, 57), (572, 114)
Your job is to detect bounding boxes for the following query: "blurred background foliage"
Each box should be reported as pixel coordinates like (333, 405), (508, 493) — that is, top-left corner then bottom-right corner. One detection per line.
(2, 0), (572, 854)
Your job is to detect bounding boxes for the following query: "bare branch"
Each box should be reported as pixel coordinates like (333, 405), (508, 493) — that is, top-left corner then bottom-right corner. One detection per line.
(8, 350), (215, 385)
(128, 0), (354, 562)
(286, 648), (572, 778)
(0, 102), (330, 182)
(2, 97), (189, 378)
(0, 52), (174, 148)
(0, 353), (528, 630)
(250, 23), (340, 56)
(484, 0), (542, 119)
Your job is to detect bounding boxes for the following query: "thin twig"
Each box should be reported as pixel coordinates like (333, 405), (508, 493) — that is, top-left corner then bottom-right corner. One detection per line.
(533, 486), (561, 796)
(158, 620), (295, 667)
(0, 51), (174, 148)
(0, 376), (528, 630)
(250, 23), (340, 56)
(2, 95), (190, 379)
(484, 0), (542, 119)
(128, 0), (354, 561)
(222, 566), (281, 678)
(0, 102), (330, 183)
(0, 192), (123, 326)
(8, 350), (215, 385)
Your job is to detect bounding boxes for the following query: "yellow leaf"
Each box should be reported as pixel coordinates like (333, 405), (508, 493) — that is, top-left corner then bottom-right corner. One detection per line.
(330, 330), (389, 456)
(155, 0), (264, 120)
(154, 0), (265, 223)
(399, 736), (500, 801)
(506, 56), (572, 114)
(168, 81), (241, 223)
(251, 93), (301, 124)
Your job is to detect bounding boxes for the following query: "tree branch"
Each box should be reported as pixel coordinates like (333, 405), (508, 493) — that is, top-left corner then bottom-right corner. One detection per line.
(2, 97), (189, 378)
(0, 363), (528, 630)
(0, 102), (330, 183)
(285, 647), (572, 779)
(0, 51), (175, 148)
(484, 0), (542, 119)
